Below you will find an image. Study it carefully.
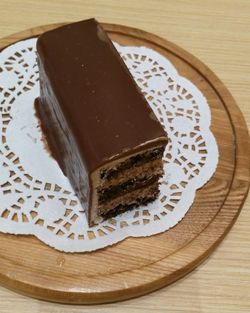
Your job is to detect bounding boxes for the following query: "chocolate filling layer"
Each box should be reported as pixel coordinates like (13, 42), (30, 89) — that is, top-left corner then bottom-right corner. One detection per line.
(101, 194), (158, 220)
(100, 146), (165, 180)
(98, 181), (159, 216)
(99, 158), (163, 189)
(98, 174), (161, 204)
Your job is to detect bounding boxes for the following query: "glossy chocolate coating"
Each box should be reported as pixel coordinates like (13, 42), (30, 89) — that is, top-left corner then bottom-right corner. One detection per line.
(36, 19), (167, 174)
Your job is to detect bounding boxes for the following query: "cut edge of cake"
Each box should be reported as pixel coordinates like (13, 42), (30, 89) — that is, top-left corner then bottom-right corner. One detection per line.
(89, 140), (167, 225)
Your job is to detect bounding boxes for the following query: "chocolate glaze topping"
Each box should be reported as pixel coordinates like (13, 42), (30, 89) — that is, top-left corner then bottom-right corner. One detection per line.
(36, 19), (167, 173)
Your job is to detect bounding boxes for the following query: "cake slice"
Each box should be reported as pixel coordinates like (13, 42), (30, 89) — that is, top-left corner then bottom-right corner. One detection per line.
(36, 19), (168, 226)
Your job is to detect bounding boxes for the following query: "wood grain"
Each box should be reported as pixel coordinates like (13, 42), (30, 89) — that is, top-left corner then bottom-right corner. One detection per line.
(0, 1), (250, 312)
(0, 22), (249, 305)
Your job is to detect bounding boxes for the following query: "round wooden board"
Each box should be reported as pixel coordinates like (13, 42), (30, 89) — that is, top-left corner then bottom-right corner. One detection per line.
(0, 23), (249, 304)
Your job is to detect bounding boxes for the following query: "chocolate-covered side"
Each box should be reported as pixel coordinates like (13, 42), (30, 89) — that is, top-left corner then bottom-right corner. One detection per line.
(36, 19), (168, 225)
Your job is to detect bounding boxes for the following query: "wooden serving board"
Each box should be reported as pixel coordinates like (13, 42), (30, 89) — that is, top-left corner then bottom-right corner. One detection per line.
(0, 23), (249, 304)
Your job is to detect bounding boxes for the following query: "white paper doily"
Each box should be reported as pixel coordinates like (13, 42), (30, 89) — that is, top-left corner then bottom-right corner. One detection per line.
(0, 38), (218, 252)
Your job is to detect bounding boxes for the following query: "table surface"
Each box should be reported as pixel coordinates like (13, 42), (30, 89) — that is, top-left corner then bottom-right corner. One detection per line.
(0, 0), (249, 312)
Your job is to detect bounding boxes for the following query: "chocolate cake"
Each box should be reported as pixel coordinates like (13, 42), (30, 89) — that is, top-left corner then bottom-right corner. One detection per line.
(35, 19), (168, 226)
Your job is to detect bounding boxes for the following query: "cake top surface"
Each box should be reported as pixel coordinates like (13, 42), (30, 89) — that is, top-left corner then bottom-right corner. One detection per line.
(37, 19), (167, 172)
